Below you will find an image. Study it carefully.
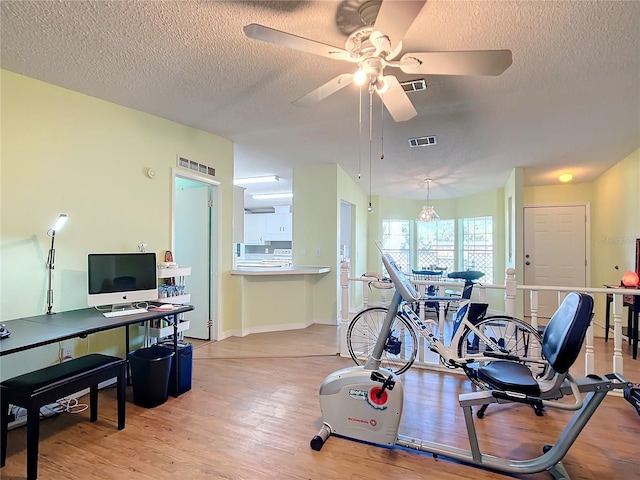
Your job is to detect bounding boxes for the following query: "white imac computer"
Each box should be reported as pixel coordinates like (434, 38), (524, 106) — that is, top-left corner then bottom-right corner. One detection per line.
(87, 252), (158, 309)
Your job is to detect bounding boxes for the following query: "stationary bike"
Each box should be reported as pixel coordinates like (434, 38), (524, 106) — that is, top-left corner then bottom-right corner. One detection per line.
(310, 242), (633, 479)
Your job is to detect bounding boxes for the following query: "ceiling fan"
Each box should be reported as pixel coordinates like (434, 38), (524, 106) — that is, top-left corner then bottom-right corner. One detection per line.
(243, 0), (512, 123)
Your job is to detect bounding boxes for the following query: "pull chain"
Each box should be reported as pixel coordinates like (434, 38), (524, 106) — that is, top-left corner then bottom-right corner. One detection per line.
(358, 84), (362, 179)
(368, 85), (374, 213)
(380, 93), (384, 160)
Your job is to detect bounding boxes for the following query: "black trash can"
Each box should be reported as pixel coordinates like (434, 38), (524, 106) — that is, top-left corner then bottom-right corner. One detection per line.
(151, 341), (193, 396)
(128, 347), (174, 408)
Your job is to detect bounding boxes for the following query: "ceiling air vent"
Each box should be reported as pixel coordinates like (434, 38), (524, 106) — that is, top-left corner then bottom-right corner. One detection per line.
(177, 155), (216, 177)
(400, 79), (427, 92)
(408, 136), (437, 148)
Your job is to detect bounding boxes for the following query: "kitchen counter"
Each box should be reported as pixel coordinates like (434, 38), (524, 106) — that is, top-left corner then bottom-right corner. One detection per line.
(230, 265), (333, 335)
(231, 266), (330, 276)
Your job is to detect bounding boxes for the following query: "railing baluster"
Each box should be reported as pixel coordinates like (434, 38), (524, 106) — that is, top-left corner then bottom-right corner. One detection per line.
(584, 295), (595, 376)
(529, 290), (539, 331)
(340, 262), (349, 357)
(340, 266), (638, 380)
(613, 293), (624, 375)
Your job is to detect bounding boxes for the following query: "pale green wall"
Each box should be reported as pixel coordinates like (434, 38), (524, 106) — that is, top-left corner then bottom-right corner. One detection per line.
(1, 70), (234, 378)
(336, 165), (369, 309)
(292, 164), (340, 322)
(524, 182), (594, 204)
(234, 275), (316, 332)
(591, 149), (640, 285)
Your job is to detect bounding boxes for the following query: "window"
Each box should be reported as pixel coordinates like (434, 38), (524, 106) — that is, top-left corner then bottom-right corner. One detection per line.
(380, 216), (494, 283)
(461, 216), (493, 283)
(416, 220), (455, 272)
(381, 219), (410, 272)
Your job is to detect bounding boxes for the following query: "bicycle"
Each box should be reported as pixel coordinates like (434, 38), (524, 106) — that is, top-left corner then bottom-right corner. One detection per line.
(346, 268), (547, 388)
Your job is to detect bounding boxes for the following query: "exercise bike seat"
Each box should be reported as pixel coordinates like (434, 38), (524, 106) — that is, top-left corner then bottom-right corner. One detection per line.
(447, 271), (484, 282)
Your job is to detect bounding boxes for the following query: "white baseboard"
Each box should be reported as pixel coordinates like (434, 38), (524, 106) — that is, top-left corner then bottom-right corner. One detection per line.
(313, 317), (339, 326)
(241, 320), (311, 336)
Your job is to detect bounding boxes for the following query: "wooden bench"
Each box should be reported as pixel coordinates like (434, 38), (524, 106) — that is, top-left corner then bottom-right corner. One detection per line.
(1, 353), (126, 480)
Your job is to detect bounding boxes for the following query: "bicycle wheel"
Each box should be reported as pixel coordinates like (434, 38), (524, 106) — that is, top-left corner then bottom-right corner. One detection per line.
(346, 307), (417, 375)
(457, 315), (548, 389)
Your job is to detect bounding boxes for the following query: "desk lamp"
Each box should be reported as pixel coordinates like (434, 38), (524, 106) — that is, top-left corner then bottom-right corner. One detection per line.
(46, 214), (68, 315)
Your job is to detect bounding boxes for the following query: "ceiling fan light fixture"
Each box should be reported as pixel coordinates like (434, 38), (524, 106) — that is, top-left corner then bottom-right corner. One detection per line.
(354, 69), (368, 86)
(375, 76), (390, 93)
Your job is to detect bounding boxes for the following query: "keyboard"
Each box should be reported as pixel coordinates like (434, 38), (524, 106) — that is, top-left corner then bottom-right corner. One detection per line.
(102, 308), (148, 318)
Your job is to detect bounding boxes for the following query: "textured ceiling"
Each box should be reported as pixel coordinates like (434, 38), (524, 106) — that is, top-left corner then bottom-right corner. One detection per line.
(2, 0), (639, 209)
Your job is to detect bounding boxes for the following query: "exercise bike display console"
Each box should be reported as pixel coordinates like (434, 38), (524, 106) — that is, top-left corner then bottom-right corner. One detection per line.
(311, 241), (635, 480)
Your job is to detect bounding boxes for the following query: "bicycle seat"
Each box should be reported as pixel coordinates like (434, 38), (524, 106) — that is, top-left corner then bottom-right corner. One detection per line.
(412, 269), (444, 278)
(447, 270), (484, 282)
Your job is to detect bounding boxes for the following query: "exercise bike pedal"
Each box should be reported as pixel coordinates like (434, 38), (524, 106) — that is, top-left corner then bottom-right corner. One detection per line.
(370, 371), (396, 390)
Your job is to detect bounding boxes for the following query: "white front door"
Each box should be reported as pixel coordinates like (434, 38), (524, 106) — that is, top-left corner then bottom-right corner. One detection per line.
(523, 205), (588, 318)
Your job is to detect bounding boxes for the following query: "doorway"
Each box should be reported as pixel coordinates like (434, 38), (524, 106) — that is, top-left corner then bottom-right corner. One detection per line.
(172, 169), (219, 340)
(523, 204), (589, 318)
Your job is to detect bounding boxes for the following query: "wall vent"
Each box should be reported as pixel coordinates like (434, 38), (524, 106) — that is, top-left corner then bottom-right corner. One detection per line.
(177, 156), (216, 177)
(408, 136), (437, 147)
(400, 79), (427, 92)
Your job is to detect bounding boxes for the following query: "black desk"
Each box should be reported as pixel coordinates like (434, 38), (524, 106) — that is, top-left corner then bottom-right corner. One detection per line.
(604, 287), (639, 360)
(0, 305), (194, 396)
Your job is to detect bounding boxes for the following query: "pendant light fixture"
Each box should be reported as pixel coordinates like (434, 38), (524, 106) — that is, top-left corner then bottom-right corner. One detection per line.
(417, 178), (439, 223)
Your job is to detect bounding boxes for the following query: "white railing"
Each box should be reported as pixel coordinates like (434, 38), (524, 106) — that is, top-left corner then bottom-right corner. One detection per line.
(340, 263), (638, 379)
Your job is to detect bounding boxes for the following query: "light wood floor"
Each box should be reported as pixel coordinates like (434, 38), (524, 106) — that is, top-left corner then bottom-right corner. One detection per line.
(2, 326), (639, 480)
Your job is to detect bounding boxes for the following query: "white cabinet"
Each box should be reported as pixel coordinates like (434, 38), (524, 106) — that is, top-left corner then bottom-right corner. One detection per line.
(244, 213), (268, 245)
(265, 213), (292, 241)
(245, 211), (292, 243)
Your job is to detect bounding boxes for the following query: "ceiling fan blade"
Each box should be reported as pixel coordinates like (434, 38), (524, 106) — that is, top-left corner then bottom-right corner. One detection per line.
(243, 23), (351, 61)
(400, 50), (513, 76)
(373, 0), (427, 50)
(292, 74), (354, 107)
(376, 75), (417, 122)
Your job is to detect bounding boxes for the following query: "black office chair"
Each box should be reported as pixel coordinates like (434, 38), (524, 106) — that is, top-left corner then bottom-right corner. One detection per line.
(469, 292), (593, 418)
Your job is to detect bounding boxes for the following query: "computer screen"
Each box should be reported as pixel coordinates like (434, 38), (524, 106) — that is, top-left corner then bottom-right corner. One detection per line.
(87, 252), (157, 307)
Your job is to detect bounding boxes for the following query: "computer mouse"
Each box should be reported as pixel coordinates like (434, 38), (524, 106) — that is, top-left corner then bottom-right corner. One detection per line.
(0, 322), (10, 339)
